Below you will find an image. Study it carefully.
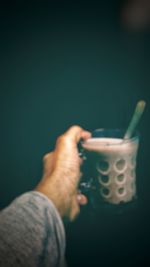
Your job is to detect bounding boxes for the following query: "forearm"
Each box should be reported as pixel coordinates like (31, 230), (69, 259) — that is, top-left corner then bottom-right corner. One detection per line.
(0, 191), (66, 267)
(35, 172), (72, 218)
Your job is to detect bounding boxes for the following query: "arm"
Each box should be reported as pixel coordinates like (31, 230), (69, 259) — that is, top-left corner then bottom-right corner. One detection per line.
(0, 125), (91, 267)
(0, 192), (66, 267)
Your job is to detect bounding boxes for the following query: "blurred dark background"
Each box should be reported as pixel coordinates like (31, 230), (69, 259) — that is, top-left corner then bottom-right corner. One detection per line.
(0, 0), (150, 266)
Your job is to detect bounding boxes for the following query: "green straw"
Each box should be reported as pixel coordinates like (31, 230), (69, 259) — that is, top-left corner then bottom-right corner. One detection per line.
(124, 100), (146, 140)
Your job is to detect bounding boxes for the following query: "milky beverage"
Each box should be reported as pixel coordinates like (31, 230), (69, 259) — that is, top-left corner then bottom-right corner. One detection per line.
(82, 137), (139, 204)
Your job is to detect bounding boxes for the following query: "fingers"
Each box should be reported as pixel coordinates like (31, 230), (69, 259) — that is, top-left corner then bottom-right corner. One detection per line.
(43, 152), (54, 163)
(43, 152), (54, 177)
(68, 195), (80, 221)
(69, 193), (88, 221)
(54, 125), (91, 161)
(64, 125), (91, 144)
(43, 126), (90, 221)
(77, 193), (88, 205)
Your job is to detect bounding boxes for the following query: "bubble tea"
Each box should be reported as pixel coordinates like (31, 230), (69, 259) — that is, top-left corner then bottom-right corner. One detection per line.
(82, 129), (139, 205)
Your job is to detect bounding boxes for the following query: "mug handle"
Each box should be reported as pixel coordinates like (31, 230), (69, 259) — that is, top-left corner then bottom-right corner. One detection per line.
(78, 143), (95, 195)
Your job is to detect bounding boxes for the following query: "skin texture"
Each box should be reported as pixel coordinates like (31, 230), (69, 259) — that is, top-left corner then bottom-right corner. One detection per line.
(35, 125), (91, 221)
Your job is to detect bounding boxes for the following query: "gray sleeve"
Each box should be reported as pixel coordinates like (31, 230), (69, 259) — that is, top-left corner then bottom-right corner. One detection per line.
(0, 191), (66, 267)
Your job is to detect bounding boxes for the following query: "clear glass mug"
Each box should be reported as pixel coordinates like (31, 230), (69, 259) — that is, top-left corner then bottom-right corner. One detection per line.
(79, 129), (139, 208)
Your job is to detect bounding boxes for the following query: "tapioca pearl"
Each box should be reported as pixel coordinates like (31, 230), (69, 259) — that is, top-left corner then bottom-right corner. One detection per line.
(101, 187), (111, 198)
(116, 173), (126, 184)
(99, 175), (110, 185)
(115, 159), (126, 171)
(97, 160), (109, 173)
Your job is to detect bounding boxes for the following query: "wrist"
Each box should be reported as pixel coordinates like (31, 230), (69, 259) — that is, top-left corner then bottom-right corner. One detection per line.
(35, 175), (69, 218)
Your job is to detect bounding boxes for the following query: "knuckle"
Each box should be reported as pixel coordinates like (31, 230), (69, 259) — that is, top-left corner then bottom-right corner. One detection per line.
(43, 153), (49, 162)
(43, 152), (53, 162)
(70, 125), (82, 132)
(57, 134), (67, 145)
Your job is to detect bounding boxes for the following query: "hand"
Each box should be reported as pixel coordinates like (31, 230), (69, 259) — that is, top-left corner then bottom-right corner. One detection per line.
(35, 125), (91, 221)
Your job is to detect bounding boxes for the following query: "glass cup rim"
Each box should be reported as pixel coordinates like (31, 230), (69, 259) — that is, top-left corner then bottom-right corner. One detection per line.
(83, 128), (139, 146)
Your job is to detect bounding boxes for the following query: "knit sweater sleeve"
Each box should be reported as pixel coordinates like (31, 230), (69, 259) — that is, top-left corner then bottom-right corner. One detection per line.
(0, 191), (66, 267)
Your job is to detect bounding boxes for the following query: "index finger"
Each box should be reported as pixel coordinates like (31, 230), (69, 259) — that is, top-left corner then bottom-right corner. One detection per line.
(64, 125), (91, 144)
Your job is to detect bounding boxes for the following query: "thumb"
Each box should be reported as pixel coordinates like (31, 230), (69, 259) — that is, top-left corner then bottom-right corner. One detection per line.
(69, 195), (80, 221)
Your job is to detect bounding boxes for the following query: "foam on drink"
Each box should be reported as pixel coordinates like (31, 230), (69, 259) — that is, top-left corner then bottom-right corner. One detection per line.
(82, 137), (135, 154)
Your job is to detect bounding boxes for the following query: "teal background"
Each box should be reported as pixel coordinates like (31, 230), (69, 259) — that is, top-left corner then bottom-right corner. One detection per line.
(0, 1), (150, 266)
